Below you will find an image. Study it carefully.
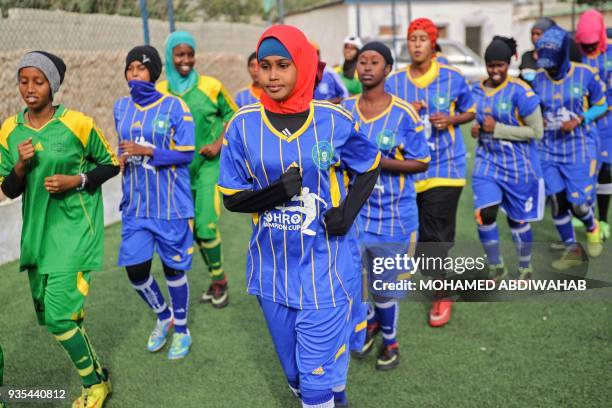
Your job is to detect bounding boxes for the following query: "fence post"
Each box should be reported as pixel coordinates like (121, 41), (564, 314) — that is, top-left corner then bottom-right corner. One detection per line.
(167, 0), (175, 33)
(140, 0), (150, 45)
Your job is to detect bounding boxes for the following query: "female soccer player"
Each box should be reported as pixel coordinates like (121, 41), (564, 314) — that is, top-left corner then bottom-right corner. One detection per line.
(0, 51), (118, 408)
(334, 36), (363, 96)
(312, 41), (349, 104)
(519, 17), (556, 84)
(577, 9), (612, 241)
(342, 42), (429, 370)
(532, 25), (608, 269)
(115, 46), (195, 359)
(471, 36), (544, 281)
(218, 25), (380, 408)
(235, 51), (263, 108)
(385, 18), (475, 327)
(158, 31), (237, 308)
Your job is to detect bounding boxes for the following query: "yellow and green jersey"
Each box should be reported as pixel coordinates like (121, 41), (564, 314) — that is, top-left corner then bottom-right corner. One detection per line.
(0, 105), (118, 274)
(157, 74), (237, 179)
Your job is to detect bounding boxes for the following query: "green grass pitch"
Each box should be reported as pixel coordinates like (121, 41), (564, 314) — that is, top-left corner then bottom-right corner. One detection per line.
(1, 130), (611, 407)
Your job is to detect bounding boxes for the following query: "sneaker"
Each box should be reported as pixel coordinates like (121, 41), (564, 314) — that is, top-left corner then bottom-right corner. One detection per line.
(552, 244), (588, 271)
(429, 299), (453, 327)
(210, 281), (229, 309)
(72, 370), (112, 408)
(516, 266), (533, 280)
(586, 221), (603, 258)
(351, 323), (379, 359)
(147, 318), (173, 352)
(200, 285), (214, 303)
(376, 343), (400, 371)
(550, 241), (566, 251)
(168, 330), (192, 360)
(601, 221), (611, 241)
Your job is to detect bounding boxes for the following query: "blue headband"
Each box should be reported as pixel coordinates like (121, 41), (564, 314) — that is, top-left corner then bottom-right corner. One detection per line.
(257, 37), (291, 61)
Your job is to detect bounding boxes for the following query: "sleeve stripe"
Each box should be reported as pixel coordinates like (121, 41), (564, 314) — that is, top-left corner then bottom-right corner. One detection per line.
(183, 116), (193, 122)
(415, 125), (424, 133)
(218, 186), (246, 196)
(416, 157), (431, 163)
(593, 96), (606, 106)
(173, 145), (195, 152)
(366, 152), (382, 172)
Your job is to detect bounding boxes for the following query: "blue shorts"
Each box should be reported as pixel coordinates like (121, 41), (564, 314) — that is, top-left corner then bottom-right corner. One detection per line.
(118, 216), (194, 270)
(258, 297), (351, 391)
(541, 159), (598, 205)
(358, 230), (418, 300)
(472, 174), (545, 222)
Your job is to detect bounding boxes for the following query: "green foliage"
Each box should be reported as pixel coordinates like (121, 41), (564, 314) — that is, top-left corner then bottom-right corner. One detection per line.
(198, 0), (262, 22)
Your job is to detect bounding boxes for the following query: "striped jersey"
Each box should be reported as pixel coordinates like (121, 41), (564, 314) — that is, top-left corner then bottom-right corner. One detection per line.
(583, 42), (612, 137)
(235, 84), (261, 109)
(532, 62), (607, 163)
(385, 61), (476, 192)
(114, 94), (195, 219)
(342, 95), (430, 237)
(218, 101), (381, 310)
(472, 77), (542, 183)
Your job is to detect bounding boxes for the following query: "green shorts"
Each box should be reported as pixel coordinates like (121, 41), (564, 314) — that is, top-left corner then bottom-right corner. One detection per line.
(28, 269), (90, 331)
(192, 164), (222, 241)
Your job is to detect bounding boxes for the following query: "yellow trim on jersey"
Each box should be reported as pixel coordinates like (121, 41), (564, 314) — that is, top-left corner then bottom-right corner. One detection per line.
(593, 96), (607, 106)
(312, 100), (354, 122)
(172, 145), (195, 152)
(196, 75), (223, 104)
(335, 344), (346, 361)
(133, 95), (168, 111)
(417, 157), (431, 163)
(480, 76), (510, 97)
(367, 152), (382, 172)
(394, 149), (405, 193)
(415, 125), (425, 132)
(329, 168), (341, 207)
(415, 177), (466, 193)
(156, 81), (169, 94)
(354, 94), (395, 124)
(509, 77), (534, 92)
(407, 60), (440, 89)
(0, 116), (18, 149)
(261, 102), (315, 142)
(58, 109), (94, 147)
(225, 105), (261, 130)
(218, 186), (245, 196)
(355, 320), (367, 333)
(183, 115), (193, 122)
(393, 98), (421, 123)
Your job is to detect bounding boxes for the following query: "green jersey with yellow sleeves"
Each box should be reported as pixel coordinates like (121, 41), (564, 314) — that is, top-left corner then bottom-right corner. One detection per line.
(0, 105), (118, 275)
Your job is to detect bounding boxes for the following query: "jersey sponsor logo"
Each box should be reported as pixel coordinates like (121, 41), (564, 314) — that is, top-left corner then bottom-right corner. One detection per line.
(126, 135), (156, 171)
(373, 182), (385, 194)
(312, 141), (335, 170)
(376, 129), (396, 151)
(131, 120), (142, 129)
(543, 107), (579, 131)
(266, 187), (326, 236)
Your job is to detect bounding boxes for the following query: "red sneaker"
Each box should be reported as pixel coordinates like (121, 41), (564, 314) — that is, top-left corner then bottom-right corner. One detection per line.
(429, 299), (454, 327)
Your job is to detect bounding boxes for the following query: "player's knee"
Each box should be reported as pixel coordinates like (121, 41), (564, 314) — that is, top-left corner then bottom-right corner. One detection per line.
(506, 217), (522, 229)
(126, 260), (152, 284)
(475, 205), (498, 225)
(46, 317), (77, 337)
(162, 263), (184, 278)
(571, 203), (590, 218)
(550, 191), (571, 217)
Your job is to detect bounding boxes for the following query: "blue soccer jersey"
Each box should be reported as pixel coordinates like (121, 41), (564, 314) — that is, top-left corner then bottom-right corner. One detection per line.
(315, 68), (349, 101)
(114, 94), (195, 219)
(342, 95), (430, 237)
(532, 62), (607, 164)
(472, 77), (542, 183)
(583, 42), (612, 163)
(385, 61), (476, 192)
(218, 101), (381, 310)
(235, 85), (261, 108)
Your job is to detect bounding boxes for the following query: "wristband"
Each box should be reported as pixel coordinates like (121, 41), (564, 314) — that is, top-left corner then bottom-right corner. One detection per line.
(76, 173), (87, 191)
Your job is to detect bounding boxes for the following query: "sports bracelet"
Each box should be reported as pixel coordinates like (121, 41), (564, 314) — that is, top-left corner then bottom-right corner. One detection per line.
(76, 173), (87, 191)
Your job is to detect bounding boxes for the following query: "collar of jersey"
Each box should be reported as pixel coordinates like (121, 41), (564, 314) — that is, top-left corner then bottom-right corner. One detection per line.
(18, 104), (65, 131)
(406, 60), (440, 89)
(260, 101), (315, 142)
(354, 94), (395, 124)
(480, 76), (510, 97)
(541, 63), (575, 85)
(133, 94), (167, 111)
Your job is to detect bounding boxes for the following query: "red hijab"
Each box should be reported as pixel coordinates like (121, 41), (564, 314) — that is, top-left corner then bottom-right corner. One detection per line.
(256, 25), (318, 114)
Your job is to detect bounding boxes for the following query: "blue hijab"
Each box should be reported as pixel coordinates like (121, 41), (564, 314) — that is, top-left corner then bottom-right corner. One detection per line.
(165, 31), (198, 94)
(536, 25), (571, 80)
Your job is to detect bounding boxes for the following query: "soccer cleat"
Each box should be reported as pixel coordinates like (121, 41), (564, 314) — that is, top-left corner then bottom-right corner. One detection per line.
(429, 299), (453, 327)
(147, 318), (173, 352)
(72, 370), (112, 408)
(552, 244), (588, 271)
(168, 330), (192, 360)
(375, 343), (400, 371)
(516, 266), (533, 280)
(549, 241), (566, 251)
(210, 281), (229, 309)
(600, 221), (611, 241)
(586, 221), (603, 258)
(351, 323), (379, 359)
(200, 285), (214, 303)
(487, 262), (507, 283)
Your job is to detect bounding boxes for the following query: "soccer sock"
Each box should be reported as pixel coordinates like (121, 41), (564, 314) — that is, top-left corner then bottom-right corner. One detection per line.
(332, 385), (348, 406)
(577, 206), (597, 232)
(597, 193), (610, 222)
(477, 222), (502, 265)
(375, 301), (398, 346)
(129, 274), (172, 322)
(597, 163), (611, 222)
(198, 236), (225, 282)
(301, 389), (334, 408)
(54, 326), (102, 387)
(166, 271), (189, 334)
(553, 211), (576, 246)
(366, 302), (378, 329)
(509, 220), (533, 269)
(80, 326), (105, 381)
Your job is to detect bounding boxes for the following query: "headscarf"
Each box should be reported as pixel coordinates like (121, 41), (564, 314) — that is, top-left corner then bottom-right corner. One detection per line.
(255, 25), (318, 114)
(532, 17), (556, 33)
(408, 18), (438, 48)
(125, 45), (162, 82)
(484, 36), (518, 64)
(359, 41), (394, 67)
(576, 9), (607, 53)
(537, 25), (571, 80)
(17, 51), (66, 96)
(164, 30), (198, 94)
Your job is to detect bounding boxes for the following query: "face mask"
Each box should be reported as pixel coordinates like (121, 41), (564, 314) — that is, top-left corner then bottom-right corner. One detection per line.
(521, 69), (536, 82)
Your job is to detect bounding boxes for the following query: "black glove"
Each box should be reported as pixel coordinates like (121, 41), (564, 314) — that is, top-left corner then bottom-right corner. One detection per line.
(323, 206), (350, 236)
(279, 167), (302, 198)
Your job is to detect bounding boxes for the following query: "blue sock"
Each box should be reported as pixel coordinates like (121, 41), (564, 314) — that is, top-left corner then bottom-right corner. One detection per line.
(130, 275), (172, 321)
(477, 222), (502, 265)
(366, 302), (378, 329)
(301, 389), (334, 408)
(375, 301), (398, 346)
(333, 385), (347, 406)
(509, 220), (533, 269)
(166, 272), (189, 334)
(553, 211), (576, 246)
(578, 206), (597, 232)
